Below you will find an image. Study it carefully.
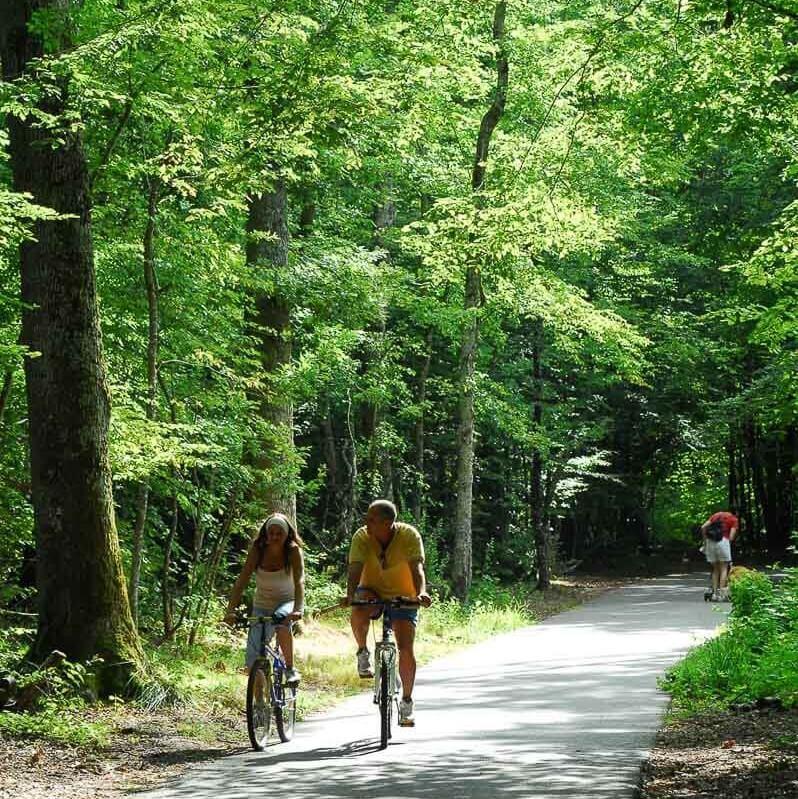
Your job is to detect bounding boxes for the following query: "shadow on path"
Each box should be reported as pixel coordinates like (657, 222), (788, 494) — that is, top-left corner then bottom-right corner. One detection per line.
(142, 574), (726, 799)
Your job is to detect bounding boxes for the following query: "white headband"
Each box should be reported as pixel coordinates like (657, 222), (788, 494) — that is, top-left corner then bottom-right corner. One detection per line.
(264, 515), (290, 534)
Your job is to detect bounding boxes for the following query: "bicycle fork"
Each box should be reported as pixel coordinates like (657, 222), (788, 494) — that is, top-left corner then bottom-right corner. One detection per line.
(373, 641), (400, 703)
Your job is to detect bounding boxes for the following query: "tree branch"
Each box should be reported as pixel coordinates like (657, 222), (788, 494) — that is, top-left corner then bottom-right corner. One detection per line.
(746, 0), (798, 20)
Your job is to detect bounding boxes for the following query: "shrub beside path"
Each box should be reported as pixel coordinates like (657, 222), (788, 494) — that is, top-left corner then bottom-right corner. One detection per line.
(144, 574), (724, 799)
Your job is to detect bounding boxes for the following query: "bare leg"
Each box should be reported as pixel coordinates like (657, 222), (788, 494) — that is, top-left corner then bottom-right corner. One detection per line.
(276, 627), (294, 668)
(393, 620), (416, 700)
(351, 607), (371, 650)
(719, 562), (730, 590)
(711, 562), (721, 592)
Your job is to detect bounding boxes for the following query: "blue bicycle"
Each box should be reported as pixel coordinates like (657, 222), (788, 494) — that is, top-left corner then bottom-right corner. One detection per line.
(238, 612), (297, 750)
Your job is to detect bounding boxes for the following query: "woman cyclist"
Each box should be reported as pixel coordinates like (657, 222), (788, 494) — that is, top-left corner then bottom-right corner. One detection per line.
(224, 513), (305, 684)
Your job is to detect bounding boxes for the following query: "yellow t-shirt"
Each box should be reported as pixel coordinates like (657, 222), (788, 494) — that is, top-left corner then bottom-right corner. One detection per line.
(348, 522), (425, 600)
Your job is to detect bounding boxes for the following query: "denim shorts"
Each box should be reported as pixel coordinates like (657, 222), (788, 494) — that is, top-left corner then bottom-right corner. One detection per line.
(245, 602), (293, 669)
(354, 588), (418, 627)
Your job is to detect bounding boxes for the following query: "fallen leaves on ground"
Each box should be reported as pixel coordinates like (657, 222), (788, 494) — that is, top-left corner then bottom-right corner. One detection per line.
(639, 706), (798, 798)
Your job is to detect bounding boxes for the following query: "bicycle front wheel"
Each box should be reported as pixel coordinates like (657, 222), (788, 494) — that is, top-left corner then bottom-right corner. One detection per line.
(246, 662), (273, 751)
(275, 680), (297, 742)
(379, 650), (392, 749)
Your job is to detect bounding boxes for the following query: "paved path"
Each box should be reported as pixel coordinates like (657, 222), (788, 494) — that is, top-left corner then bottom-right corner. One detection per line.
(144, 574), (727, 799)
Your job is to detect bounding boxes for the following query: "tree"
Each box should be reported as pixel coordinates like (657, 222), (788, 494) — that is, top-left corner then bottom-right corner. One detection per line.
(453, 0), (509, 603)
(1, 0), (143, 691)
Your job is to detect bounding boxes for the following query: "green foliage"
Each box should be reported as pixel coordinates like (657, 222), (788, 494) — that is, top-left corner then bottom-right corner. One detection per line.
(0, 629), (110, 747)
(0, 704), (110, 748)
(2, 0), (798, 679)
(663, 569), (798, 712)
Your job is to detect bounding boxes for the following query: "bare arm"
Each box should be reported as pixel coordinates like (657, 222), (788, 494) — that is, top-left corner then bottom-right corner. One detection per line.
(345, 562), (363, 602)
(224, 544), (258, 620)
(729, 526), (738, 543)
(410, 559), (432, 606)
(290, 547), (306, 617)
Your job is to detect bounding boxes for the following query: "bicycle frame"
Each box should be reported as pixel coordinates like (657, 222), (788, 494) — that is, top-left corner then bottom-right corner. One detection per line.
(249, 614), (290, 709)
(351, 597), (418, 748)
(373, 612), (399, 706)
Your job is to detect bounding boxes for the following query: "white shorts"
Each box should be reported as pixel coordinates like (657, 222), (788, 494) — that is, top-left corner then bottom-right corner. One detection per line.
(705, 538), (731, 564)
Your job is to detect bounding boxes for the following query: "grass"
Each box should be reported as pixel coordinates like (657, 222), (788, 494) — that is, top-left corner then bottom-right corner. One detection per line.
(0, 701), (111, 747)
(0, 577), (598, 749)
(663, 568), (798, 714)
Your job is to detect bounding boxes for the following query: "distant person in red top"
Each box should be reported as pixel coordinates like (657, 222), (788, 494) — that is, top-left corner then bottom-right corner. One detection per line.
(700, 511), (739, 602)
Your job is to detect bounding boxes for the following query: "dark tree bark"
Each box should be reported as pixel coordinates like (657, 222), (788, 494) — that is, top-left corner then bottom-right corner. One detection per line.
(453, 0), (508, 602)
(129, 179), (160, 626)
(0, 369), (13, 425)
(530, 319), (549, 589)
(365, 179), (397, 500)
(246, 182), (296, 521)
(411, 330), (434, 525)
(1, 0), (143, 691)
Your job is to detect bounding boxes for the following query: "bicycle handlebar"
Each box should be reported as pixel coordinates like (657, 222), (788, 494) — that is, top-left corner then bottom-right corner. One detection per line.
(350, 597), (421, 608)
(233, 611), (292, 629)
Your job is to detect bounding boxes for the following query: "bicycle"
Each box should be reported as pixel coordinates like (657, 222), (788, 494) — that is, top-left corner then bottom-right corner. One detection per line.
(236, 611), (298, 751)
(350, 597), (419, 749)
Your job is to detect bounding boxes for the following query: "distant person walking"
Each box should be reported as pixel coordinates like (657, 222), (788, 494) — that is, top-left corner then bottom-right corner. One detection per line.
(701, 510), (738, 602)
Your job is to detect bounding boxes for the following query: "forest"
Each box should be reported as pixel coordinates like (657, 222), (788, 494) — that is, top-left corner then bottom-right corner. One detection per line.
(0, 0), (796, 699)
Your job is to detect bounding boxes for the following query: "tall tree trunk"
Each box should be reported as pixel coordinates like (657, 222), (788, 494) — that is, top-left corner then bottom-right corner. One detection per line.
(161, 487), (179, 640)
(189, 491), (238, 645)
(412, 330), (433, 524)
(246, 182), (296, 521)
(157, 374), (179, 640)
(1, 1), (142, 691)
(321, 405), (338, 533)
(0, 369), (13, 425)
(453, 0), (508, 602)
(129, 179), (160, 626)
(367, 180), (396, 500)
(531, 319), (550, 589)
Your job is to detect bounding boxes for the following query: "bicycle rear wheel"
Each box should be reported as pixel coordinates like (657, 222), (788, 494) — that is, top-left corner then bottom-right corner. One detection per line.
(379, 650), (392, 749)
(246, 662), (273, 751)
(275, 680), (297, 742)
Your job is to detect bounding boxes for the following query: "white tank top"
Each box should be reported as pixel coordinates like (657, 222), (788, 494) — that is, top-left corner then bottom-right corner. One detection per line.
(254, 566), (294, 609)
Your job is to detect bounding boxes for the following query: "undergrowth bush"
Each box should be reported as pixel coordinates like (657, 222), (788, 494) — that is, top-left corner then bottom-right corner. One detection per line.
(663, 568), (798, 712)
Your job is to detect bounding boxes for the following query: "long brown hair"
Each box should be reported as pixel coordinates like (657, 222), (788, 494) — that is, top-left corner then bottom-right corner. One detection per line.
(255, 513), (303, 572)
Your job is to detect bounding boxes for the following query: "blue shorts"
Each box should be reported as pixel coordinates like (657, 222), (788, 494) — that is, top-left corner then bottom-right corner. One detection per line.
(354, 588), (418, 627)
(245, 602), (293, 669)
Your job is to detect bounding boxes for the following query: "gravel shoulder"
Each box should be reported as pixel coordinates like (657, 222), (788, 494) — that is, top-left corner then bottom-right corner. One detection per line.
(639, 706), (798, 798)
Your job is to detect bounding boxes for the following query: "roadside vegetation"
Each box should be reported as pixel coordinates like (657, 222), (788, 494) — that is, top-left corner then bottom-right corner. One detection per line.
(664, 568), (798, 714)
(0, 574), (600, 752)
(640, 567), (798, 799)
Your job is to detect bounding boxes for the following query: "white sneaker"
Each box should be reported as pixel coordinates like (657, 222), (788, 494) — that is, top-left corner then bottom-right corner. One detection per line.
(284, 667), (301, 685)
(357, 648), (373, 678)
(399, 697), (415, 727)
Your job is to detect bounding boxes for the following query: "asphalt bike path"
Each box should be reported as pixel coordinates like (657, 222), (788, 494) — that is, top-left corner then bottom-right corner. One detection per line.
(144, 573), (727, 799)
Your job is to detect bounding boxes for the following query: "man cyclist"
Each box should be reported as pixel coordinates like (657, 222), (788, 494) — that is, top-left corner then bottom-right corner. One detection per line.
(342, 499), (432, 727)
